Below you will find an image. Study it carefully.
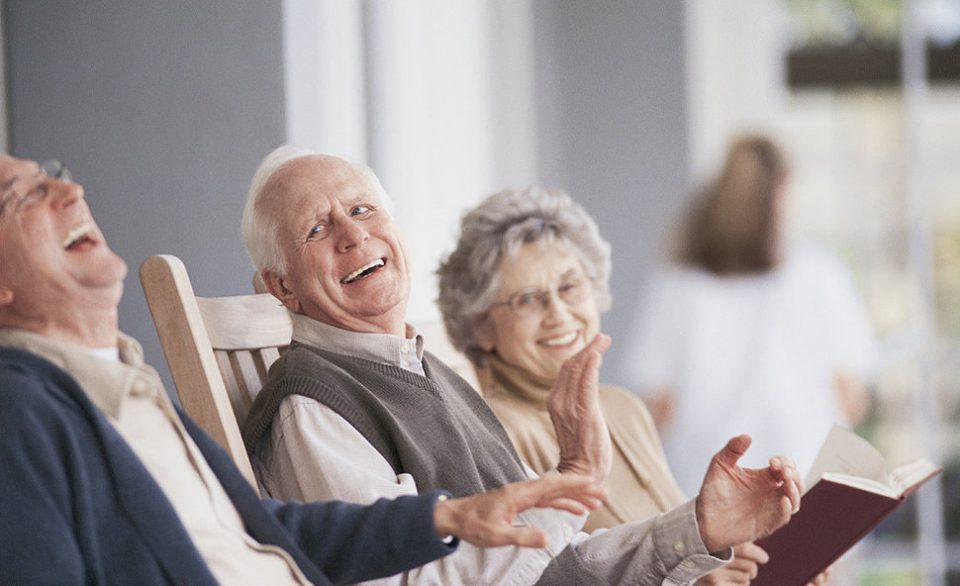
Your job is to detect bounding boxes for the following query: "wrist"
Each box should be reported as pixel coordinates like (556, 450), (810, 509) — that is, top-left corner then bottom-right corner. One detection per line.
(432, 493), (457, 543)
(694, 496), (724, 554)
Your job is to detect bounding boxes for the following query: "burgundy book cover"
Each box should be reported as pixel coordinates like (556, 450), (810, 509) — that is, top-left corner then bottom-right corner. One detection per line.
(752, 471), (938, 586)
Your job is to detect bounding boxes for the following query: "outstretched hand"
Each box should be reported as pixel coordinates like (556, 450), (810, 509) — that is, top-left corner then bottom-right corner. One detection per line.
(548, 333), (612, 483)
(433, 474), (606, 548)
(695, 435), (802, 553)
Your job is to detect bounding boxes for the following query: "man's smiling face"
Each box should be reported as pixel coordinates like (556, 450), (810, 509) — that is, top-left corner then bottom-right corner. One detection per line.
(0, 155), (127, 340)
(261, 155), (410, 335)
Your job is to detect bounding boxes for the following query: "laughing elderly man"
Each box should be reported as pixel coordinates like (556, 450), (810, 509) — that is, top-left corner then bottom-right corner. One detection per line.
(240, 145), (803, 585)
(0, 153), (613, 585)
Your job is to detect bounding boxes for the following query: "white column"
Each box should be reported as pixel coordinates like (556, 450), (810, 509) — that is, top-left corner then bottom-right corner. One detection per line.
(282, 0), (367, 160)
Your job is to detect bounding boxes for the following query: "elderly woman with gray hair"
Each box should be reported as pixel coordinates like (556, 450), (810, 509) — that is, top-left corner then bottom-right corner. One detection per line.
(437, 187), (683, 531)
(437, 187), (780, 585)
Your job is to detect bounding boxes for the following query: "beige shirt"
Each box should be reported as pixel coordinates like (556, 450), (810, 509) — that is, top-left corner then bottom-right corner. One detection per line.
(253, 313), (729, 585)
(481, 354), (688, 532)
(0, 329), (309, 586)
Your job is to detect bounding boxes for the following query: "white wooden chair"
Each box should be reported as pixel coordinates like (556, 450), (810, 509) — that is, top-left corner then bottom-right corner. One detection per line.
(140, 254), (292, 489)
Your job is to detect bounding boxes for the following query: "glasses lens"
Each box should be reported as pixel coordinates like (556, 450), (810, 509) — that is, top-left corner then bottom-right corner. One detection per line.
(40, 160), (71, 182)
(509, 289), (548, 317)
(558, 277), (589, 305)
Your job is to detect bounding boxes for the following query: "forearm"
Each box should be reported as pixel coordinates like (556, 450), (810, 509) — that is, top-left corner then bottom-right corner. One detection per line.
(570, 499), (730, 585)
(265, 494), (456, 584)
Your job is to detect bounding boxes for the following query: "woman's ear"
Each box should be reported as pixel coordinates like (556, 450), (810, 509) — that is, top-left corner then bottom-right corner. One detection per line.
(476, 316), (496, 352)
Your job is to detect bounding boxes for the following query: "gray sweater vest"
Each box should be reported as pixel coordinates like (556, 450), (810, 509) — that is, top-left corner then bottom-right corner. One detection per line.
(243, 343), (528, 497)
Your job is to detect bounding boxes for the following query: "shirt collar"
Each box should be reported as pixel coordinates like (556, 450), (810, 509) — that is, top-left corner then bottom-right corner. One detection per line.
(290, 313), (424, 371)
(0, 328), (150, 419)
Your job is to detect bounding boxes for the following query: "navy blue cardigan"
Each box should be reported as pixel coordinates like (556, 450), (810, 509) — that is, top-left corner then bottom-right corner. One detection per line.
(0, 348), (456, 585)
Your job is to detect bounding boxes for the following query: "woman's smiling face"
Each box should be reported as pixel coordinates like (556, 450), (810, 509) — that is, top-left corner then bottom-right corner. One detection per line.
(481, 240), (599, 381)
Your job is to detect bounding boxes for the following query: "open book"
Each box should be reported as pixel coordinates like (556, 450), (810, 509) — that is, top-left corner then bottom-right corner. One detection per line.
(752, 424), (941, 586)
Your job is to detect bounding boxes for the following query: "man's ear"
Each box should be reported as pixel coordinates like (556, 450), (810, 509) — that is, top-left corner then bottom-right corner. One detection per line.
(0, 287), (13, 306)
(261, 271), (301, 313)
(475, 316), (496, 352)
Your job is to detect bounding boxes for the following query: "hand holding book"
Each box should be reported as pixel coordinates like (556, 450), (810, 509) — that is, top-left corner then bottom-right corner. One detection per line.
(752, 425), (941, 586)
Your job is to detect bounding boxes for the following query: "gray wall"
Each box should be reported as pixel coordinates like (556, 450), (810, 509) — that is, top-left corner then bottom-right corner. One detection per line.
(532, 1), (690, 385)
(4, 1), (689, 392)
(4, 1), (285, 390)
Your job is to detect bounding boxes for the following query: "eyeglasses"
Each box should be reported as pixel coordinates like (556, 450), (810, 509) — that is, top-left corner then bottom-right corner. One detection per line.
(490, 275), (592, 319)
(0, 160), (73, 219)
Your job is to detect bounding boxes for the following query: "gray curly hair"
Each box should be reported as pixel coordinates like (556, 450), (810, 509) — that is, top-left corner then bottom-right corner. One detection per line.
(437, 187), (611, 367)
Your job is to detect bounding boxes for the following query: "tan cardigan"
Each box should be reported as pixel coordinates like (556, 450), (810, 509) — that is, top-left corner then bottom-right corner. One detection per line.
(480, 356), (687, 532)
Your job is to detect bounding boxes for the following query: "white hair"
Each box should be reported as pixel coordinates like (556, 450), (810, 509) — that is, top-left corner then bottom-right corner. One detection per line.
(241, 145), (393, 277)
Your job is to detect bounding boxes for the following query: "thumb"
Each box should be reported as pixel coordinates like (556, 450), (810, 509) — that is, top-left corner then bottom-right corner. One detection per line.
(504, 526), (548, 548)
(714, 434), (752, 467)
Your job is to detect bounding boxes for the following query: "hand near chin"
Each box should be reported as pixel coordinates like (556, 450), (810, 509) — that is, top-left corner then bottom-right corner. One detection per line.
(695, 435), (802, 554)
(547, 333), (612, 483)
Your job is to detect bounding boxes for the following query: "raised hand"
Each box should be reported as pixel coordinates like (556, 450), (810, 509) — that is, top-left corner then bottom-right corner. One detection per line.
(547, 333), (612, 483)
(695, 435), (802, 553)
(695, 542), (768, 585)
(433, 474), (606, 548)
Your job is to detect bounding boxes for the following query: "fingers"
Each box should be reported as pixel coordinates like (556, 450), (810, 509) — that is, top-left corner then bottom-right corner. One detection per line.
(530, 478), (606, 513)
(732, 541), (769, 564)
(712, 434), (752, 468)
(699, 565), (755, 584)
(494, 526), (548, 549)
(553, 335), (608, 396)
(768, 456), (802, 513)
(505, 474), (606, 515)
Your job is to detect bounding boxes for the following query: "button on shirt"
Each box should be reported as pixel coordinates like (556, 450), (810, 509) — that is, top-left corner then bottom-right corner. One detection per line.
(0, 329), (310, 586)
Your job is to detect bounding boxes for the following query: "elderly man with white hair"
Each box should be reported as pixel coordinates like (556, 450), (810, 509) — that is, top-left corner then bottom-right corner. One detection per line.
(240, 145), (803, 585)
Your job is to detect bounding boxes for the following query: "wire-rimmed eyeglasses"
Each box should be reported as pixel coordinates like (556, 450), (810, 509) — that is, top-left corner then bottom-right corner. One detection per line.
(0, 160), (73, 219)
(489, 275), (592, 319)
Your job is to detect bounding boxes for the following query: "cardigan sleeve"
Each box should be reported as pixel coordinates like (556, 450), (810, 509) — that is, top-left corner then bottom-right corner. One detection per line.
(262, 494), (457, 584)
(0, 369), (86, 584)
(181, 407), (459, 585)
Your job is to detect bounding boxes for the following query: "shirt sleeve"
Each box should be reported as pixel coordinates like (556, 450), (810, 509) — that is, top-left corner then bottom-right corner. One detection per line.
(254, 395), (583, 585)
(569, 499), (730, 585)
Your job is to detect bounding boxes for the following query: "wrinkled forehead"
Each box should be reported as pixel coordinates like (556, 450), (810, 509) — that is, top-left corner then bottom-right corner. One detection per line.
(0, 155), (39, 183)
(497, 240), (583, 287)
(264, 155), (384, 212)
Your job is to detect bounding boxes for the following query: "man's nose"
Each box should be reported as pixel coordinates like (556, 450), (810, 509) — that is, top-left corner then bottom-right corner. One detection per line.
(49, 179), (84, 209)
(337, 218), (370, 252)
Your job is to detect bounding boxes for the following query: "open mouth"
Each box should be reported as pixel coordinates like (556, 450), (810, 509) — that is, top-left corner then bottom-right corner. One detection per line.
(341, 258), (386, 284)
(63, 223), (97, 251)
(539, 330), (581, 348)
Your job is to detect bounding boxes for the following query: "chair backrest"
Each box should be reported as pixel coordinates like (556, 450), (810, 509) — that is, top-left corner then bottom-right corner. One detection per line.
(140, 254), (292, 489)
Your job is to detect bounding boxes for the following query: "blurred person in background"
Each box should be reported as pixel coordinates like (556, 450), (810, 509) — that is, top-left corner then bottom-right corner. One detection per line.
(624, 134), (877, 496)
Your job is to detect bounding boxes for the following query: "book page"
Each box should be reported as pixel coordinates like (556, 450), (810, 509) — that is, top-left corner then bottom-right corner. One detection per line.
(818, 472), (898, 498)
(804, 424), (889, 490)
(890, 458), (941, 493)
